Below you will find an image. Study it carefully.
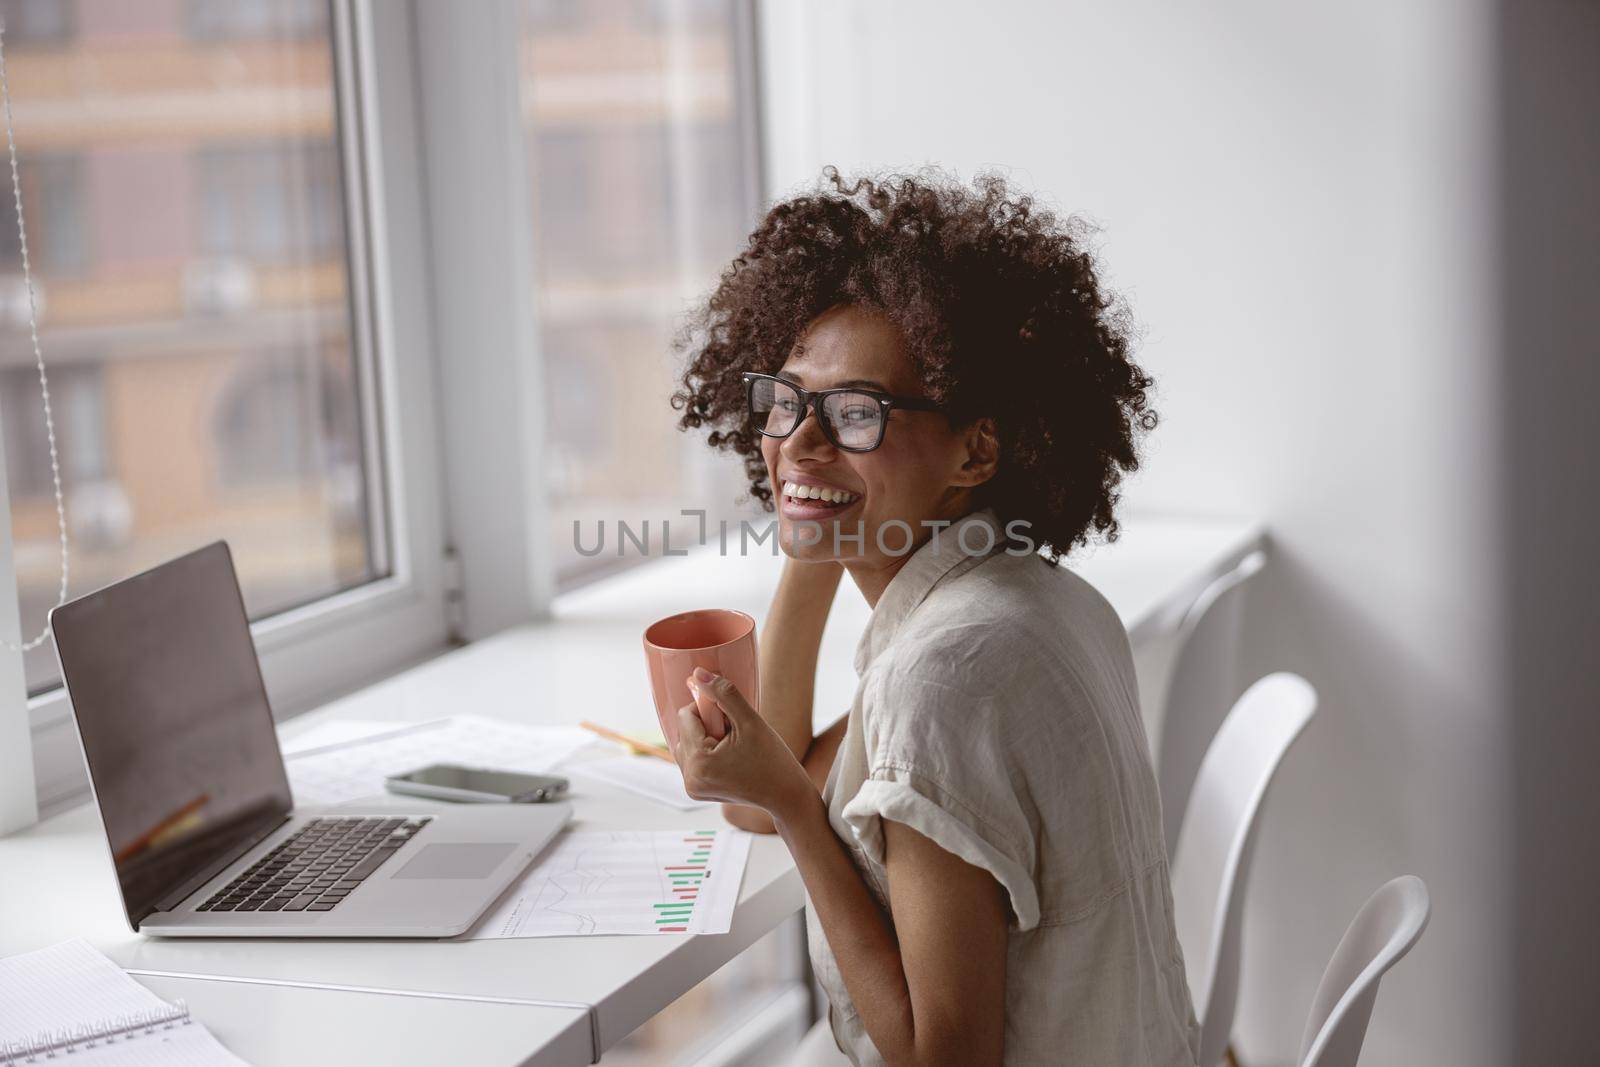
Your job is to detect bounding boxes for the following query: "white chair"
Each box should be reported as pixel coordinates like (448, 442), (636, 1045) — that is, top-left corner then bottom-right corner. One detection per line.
(1172, 672), (1316, 1067)
(1157, 549), (1266, 853)
(1297, 876), (1430, 1067)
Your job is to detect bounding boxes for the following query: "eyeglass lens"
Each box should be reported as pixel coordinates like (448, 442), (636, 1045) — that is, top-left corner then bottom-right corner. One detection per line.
(749, 377), (884, 450)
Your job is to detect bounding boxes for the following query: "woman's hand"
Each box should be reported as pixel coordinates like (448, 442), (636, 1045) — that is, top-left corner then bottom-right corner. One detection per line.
(674, 667), (813, 822)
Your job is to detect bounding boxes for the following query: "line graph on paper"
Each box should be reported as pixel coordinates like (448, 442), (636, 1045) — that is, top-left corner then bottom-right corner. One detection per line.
(467, 829), (751, 938)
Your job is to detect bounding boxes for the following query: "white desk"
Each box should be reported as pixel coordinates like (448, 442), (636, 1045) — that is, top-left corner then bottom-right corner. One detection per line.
(0, 785), (805, 1056)
(137, 973), (592, 1067)
(0, 512), (1261, 1065)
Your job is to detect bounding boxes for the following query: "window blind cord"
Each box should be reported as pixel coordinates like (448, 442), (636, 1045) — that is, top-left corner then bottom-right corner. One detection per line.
(0, 19), (70, 654)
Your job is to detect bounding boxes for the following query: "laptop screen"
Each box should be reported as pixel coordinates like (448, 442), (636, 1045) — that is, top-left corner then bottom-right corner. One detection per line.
(50, 542), (292, 928)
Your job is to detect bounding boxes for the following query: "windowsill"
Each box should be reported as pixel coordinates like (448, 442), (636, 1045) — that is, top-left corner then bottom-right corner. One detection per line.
(33, 511), (1263, 821)
(280, 510), (1263, 755)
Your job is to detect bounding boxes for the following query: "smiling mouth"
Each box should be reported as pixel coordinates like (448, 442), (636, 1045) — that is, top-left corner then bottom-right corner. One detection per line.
(779, 479), (861, 514)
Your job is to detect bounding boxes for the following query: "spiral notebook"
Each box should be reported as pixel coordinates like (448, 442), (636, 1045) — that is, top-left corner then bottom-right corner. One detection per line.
(0, 940), (248, 1065)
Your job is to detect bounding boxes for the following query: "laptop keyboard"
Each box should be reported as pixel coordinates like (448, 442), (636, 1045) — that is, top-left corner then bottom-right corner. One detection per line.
(197, 815), (432, 914)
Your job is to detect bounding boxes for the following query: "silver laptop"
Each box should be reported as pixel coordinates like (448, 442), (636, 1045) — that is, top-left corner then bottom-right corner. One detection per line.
(50, 541), (570, 938)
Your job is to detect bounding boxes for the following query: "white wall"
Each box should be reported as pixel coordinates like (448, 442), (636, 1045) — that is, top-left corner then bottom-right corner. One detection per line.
(757, 2), (1513, 1063)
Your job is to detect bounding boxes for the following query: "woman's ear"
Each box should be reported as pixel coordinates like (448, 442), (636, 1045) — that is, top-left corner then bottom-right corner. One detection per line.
(953, 417), (1000, 487)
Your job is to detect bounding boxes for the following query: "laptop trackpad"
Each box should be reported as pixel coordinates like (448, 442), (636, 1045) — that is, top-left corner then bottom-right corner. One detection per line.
(392, 843), (516, 879)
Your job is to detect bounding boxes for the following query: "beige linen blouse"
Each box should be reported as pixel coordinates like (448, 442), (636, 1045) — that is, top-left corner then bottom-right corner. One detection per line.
(805, 508), (1201, 1066)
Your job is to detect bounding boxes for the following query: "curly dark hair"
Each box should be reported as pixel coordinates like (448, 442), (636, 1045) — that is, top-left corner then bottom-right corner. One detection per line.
(670, 166), (1157, 563)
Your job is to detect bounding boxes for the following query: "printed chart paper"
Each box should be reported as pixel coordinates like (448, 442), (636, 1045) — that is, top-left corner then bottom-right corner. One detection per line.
(278, 718), (419, 758)
(467, 829), (752, 938)
(570, 754), (710, 811)
(285, 716), (598, 807)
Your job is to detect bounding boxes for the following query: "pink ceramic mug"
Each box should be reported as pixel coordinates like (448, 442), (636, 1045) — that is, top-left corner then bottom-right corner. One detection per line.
(643, 608), (758, 753)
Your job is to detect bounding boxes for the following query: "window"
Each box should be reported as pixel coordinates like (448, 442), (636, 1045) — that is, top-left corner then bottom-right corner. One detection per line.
(0, 0), (75, 47)
(519, 0), (762, 585)
(185, 0), (325, 42)
(0, 0), (763, 819)
(0, 363), (105, 496)
(2, 3), (452, 816)
(530, 126), (676, 278)
(196, 142), (344, 263)
(0, 157), (87, 276)
(0, 3), (395, 695)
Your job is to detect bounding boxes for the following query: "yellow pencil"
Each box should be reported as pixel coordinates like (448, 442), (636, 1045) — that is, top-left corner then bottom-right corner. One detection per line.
(579, 720), (674, 762)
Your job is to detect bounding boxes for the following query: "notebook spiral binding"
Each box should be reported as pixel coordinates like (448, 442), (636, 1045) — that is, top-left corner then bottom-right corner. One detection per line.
(0, 1000), (192, 1064)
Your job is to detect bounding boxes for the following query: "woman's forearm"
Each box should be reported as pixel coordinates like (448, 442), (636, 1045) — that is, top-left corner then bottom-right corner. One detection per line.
(776, 792), (921, 1065)
(726, 556), (844, 838)
(723, 561), (843, 834)
(758, 558), (843, 758)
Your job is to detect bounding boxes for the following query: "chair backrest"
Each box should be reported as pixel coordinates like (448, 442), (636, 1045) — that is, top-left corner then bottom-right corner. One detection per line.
(1298, 876), (1431, 1067)
(1157, 550), (1265, 852)
(1171, 671), (1316, 1067)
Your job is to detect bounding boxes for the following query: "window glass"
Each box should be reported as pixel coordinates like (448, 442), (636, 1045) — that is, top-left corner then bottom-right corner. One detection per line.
(519, 0), (759, 585)
(0, 0), (382, 692)
(0, 158), (86, 275)
(0, 0), (75, 47)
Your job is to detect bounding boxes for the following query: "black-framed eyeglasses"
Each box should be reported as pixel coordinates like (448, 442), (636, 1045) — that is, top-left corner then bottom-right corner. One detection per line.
(742, 372), (942, 453)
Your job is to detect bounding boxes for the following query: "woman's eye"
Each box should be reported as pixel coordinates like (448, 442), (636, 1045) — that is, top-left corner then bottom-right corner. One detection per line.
(838, 405), (876, 423)
(777, 398), (803, 414)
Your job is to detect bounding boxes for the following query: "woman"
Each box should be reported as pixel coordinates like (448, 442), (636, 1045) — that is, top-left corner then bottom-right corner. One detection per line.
(668, 169), (1200, 1066)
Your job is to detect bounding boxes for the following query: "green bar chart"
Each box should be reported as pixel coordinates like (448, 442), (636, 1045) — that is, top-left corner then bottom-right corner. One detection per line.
(469, 829), (752, 939)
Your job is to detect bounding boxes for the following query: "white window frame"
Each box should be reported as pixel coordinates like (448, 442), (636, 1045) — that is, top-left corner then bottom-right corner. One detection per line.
(14, 0), (454, 818)
(409, 0), (556, 643)
(416, 0), (768, 615)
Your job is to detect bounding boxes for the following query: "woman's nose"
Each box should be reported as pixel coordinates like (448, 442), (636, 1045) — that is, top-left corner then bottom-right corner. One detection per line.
(780, 405), (836, 462)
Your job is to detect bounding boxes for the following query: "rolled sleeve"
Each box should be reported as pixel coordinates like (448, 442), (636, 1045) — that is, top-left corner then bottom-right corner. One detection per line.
(840, 762), (1042, 931)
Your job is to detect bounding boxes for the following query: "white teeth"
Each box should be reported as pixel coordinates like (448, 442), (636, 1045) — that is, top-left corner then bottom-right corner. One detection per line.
(782, 481), (857, 505)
